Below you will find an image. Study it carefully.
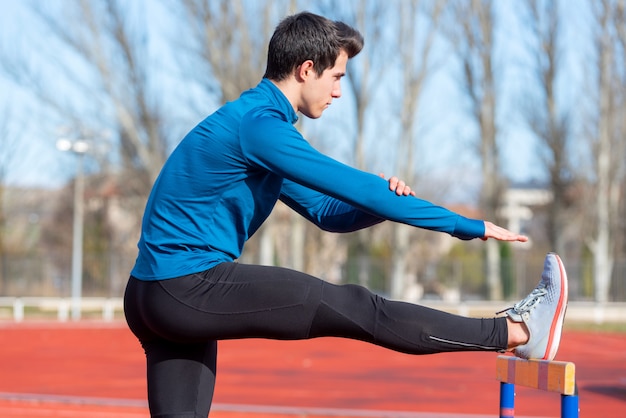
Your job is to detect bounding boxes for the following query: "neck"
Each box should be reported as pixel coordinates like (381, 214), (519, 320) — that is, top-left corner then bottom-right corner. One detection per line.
(267, 78), (300, 114)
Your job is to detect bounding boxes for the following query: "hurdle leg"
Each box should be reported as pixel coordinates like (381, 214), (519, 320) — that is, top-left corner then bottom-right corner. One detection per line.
(499, 382), (515, 418)
(561, 393), (579, 418)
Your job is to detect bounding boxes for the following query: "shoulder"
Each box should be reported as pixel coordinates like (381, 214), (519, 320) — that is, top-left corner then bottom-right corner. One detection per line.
(242, 104), (291, 124)
(240, 105), (298, 142)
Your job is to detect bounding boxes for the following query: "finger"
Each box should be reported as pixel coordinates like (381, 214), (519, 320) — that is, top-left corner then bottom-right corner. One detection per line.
(486, 233), (528, 242)
(483, 222), (528, 242)
(396, 180), (406, 195)
(388, 176), (399, 191)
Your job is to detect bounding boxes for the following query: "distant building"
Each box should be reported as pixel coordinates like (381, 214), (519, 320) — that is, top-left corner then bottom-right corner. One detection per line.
(498, 182), (553, 247)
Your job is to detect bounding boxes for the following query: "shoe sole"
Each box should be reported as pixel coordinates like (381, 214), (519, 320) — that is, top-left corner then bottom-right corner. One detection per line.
(542, 253), (568, 361)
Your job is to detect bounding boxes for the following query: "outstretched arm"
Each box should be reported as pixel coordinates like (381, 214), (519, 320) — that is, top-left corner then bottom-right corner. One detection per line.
(245, 112), (524, 241)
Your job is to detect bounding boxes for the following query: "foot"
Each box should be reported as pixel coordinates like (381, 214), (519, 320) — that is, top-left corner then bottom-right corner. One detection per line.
(502, 253), (568, 360)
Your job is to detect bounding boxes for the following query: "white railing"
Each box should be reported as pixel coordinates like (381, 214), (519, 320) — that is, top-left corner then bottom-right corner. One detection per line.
(0, 297), (123, 322)
(1, 297), (625, 324)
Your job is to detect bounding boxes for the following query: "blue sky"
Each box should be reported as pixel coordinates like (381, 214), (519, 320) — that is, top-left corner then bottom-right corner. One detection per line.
(1, 1), (72, 186)
(0, 1), (590, 200)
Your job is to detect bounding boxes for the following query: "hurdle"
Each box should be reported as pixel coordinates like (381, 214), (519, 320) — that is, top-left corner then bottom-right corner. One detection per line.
(496, 355), (578, 418)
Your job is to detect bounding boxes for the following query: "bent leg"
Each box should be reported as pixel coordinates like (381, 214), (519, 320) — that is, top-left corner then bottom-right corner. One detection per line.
(125, 276), (217, 418)
(143, 339), (217, 418)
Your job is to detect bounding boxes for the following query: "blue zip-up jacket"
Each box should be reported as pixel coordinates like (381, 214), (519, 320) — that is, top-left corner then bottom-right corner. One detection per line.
(131, 79), (485, 281)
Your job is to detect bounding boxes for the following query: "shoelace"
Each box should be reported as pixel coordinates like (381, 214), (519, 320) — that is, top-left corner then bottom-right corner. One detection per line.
(496, 285), (548, 315)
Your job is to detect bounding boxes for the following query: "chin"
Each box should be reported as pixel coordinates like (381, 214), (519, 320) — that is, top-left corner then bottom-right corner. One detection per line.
(302, 111), (322, 119)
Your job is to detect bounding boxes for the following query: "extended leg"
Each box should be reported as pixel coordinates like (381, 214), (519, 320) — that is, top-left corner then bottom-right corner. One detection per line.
(309, 280), (508, 354)
(127, 262), (508, 354)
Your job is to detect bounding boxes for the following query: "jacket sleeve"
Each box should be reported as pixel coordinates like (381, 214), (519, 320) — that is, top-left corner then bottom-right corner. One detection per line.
(279, 179), (384, 232)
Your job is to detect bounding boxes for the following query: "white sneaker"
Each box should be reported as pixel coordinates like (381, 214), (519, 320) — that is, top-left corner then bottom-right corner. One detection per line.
(503, 253), (568, 360)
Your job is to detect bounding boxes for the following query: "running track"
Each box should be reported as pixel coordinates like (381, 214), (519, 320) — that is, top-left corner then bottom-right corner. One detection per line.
(0, 321), (624, 417)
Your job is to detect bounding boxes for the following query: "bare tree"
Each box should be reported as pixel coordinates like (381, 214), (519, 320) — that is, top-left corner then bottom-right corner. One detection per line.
(613, 0), (626, 288)
(339, 1), (392, 172)
(445, 0), (505, 300)
(0, 105), (20, 294)
(585, 0), (625, 303)
(522, 0), (573, 255)
(389, 0), (445, 300)
(174, 0), (296, 105)
(0, 1), (180, 298)
(312, 0), (397, 288)
(1, 1), (170, 197)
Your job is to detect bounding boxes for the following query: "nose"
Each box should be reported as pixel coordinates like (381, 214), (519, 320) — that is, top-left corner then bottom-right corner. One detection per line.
(332, 80), (341, 98)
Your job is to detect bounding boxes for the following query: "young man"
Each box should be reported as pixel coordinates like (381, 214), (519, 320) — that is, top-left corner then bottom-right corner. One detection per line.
(124, 12), (568, 418)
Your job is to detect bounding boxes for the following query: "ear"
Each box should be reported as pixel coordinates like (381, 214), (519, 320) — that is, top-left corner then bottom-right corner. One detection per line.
(296, 60), (315, 81)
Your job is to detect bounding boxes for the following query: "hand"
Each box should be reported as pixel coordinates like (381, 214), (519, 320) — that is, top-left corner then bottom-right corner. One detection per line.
(379, 173), (416, 196)
(482, 221), (528, 242)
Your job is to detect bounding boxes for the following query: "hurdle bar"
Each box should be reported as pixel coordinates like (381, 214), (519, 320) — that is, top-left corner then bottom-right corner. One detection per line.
(496, 355), (578, 418)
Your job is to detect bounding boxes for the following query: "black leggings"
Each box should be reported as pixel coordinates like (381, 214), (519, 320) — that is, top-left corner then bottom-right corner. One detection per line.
(124, 262), (507, 418)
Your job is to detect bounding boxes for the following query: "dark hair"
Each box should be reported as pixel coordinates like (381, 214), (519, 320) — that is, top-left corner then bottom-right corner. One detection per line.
(263, 12), (364, 81)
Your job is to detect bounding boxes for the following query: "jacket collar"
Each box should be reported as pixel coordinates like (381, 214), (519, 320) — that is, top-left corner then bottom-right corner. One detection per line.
(257, 78), (299, 125)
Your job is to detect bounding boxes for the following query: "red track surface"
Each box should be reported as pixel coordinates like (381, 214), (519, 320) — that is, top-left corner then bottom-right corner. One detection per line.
(0, 321), (624, 417)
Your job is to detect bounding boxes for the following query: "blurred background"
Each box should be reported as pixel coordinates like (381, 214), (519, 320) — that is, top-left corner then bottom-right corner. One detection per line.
(0, 0), (625, 320)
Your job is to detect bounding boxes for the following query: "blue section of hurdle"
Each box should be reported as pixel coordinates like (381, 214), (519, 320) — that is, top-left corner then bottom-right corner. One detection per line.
(499, 381), (579, 418)
(499, 382), (515, 418)
(561, 387), (579, 418)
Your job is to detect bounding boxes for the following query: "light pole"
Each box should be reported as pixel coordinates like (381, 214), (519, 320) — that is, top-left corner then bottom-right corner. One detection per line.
(56, 138), (90, 321)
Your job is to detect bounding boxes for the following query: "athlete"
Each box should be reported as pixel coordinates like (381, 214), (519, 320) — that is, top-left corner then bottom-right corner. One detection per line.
(124, 12), (568, 418)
